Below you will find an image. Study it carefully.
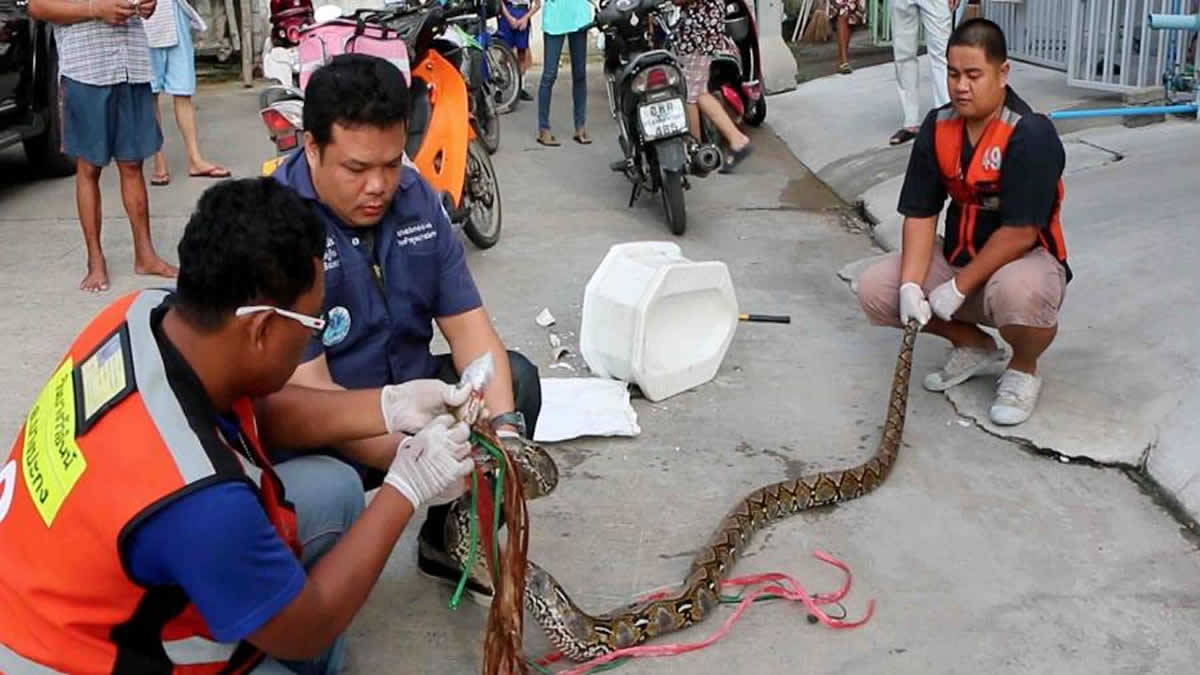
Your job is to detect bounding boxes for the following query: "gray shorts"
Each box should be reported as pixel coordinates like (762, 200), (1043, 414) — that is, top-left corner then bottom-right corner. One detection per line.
(60, 77), (163, 168)
(857, 243), (1068, 329)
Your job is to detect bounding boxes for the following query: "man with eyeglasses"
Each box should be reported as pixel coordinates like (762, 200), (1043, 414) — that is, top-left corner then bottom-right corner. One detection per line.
(270, 53), (544, 606)
(0, 178), (478, 673)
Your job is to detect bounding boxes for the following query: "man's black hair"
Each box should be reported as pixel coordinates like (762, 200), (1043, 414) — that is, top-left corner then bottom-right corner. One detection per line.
(947, 17), (1008, 65)
(175, 177), (326, 331)
(302, 53), (411, 150)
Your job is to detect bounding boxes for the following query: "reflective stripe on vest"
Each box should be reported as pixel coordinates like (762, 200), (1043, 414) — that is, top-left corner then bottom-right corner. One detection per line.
(162, 636), (239, 665)
(126, 290), (224, 484)
(1, 636), (242, 673)
(0, 640), (66, 674)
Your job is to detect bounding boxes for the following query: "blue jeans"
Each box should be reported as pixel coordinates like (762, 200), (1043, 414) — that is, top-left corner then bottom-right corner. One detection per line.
(538, 29), (588, 132)
(252, 455), (366, 674)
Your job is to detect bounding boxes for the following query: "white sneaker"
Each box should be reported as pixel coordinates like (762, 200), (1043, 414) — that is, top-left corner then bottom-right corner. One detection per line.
(990, 369), (1043, 425)
(923, 344), (1010, 392)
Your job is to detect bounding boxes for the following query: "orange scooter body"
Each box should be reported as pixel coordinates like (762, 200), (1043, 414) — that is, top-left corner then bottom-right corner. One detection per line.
(408, 48), (476, 209)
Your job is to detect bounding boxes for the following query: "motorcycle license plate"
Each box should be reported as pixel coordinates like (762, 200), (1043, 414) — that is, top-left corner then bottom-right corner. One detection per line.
(638, 99), (688, 140)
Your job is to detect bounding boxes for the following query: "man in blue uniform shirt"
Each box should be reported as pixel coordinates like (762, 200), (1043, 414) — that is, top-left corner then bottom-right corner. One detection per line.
(272, 54), (541, 606)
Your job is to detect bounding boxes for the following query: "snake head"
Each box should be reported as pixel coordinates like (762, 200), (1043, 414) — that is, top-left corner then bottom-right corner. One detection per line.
(506, 438), (560, 499)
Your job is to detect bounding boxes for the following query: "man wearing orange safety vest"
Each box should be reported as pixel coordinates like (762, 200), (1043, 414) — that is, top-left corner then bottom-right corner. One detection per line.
(856, 18), (1071, 426)
(0, 177), (479, 673)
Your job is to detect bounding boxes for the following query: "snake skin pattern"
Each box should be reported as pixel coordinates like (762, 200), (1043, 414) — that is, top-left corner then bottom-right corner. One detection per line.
(447, 321), (919, 661)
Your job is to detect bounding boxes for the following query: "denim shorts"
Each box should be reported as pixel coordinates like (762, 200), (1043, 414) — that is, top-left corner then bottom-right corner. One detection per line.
(60, 77), (163, 167)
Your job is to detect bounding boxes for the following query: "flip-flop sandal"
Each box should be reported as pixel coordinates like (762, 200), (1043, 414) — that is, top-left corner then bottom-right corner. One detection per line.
(719, 144), (754, 174)
(189, 166), (232, 178)
(838, 62), (853, 75)
(889, 128), (917, 145)
(150, 173), (170, 186)
(573, 132), (592, 145)
(537, 133), (561, 147)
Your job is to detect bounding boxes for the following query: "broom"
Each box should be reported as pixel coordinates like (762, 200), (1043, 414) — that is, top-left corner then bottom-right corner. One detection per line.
(802, 0), (832, 43)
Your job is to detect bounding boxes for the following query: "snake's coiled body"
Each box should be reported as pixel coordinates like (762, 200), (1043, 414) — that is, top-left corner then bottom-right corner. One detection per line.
(448, 322), (919, 661)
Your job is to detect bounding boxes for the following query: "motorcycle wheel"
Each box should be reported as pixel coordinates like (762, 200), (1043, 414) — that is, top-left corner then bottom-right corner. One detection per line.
(476, 84), (502, 154)
(487, 42), (521, 113)
(660, 168), (687, 235)
(463, 138), (502, 249)
(744, 95), (766, 127)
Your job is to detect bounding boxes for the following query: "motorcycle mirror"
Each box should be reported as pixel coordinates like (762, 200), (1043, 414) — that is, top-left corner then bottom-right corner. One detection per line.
(314, 4), (343, 22)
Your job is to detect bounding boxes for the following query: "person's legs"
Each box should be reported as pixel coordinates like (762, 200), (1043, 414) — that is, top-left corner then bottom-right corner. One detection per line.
(918, 0), (952, 110)
(836, 7), (852, 72)
(60, 77), (113, 292)
(258, 455), (364, 674)
(890, 0), (922, 142)
(162, 17), (229, 178)
(114, 81), (177, 279)
(697, 92), (749, 150)
(855, 247), (1008, 391)
(538, 32), (565, 141)
(518, 47), (533, 99)
(149, 46), (171, 186)
(566, 28), (589, 140)
(982, 247), (1067, 425)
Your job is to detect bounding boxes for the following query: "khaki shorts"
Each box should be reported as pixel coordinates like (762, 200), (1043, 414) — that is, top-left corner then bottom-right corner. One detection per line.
(857, 244), (1067, 329)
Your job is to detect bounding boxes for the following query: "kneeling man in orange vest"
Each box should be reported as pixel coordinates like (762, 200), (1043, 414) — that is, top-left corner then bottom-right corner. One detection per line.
(0, 177), (478, 673)
(857, 18), (1072, 426)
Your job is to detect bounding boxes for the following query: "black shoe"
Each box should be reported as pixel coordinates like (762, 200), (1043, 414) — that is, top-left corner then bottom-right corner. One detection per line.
(519, 88), (534, 101)
(416, 537), (494, 607)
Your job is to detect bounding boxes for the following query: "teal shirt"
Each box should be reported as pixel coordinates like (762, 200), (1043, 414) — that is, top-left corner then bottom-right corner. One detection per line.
(541, 0), (593, 35)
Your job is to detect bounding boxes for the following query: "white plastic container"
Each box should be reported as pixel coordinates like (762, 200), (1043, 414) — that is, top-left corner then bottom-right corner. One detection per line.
(580, 242), (739, 402)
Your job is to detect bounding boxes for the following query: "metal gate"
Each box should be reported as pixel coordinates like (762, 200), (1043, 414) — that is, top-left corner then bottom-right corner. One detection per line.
(1066, 0), (1199, 92)
(981, 0), (1073, 70)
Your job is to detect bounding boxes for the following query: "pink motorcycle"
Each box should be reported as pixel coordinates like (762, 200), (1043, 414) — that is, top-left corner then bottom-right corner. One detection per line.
(712, 0), (765, 126)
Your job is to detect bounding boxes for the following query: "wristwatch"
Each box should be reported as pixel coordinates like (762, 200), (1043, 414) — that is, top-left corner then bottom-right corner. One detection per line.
(490, 411), (526, 437)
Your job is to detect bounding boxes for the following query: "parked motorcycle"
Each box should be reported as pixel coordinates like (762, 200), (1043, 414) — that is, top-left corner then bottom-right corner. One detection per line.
(261, 0), (323, 87)
(592, 0), (723, 235)
(258, 4), (503, 249)
(713, 0), (766, 126)
(442, 0), (503, 153)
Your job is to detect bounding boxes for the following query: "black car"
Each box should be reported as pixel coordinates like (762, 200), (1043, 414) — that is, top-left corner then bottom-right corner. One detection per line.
(0, 0), (74, 176)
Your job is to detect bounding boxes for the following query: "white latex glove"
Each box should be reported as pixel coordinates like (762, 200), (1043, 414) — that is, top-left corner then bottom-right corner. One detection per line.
(381, 379), (473, 435)
(898, 282), (932, 327)
(383, 415), (474, 510)
(928, 277), (966, 322)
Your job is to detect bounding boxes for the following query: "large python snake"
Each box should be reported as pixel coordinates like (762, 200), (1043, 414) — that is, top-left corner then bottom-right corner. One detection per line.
(445, 321), (919, 662)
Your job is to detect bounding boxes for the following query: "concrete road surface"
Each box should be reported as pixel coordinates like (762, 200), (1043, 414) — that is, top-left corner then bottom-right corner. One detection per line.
(1, 71), (1198, 674)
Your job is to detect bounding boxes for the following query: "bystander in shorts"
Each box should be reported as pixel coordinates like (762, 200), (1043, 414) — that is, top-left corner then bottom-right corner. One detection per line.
(495, 0), (531, 49)
(149, 0), (198, 96)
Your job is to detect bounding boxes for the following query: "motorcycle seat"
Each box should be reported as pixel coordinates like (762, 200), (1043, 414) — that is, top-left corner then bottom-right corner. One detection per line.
(406, 77), (433, 159)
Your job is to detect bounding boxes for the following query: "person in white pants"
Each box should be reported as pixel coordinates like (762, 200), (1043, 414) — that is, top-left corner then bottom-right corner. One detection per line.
(889, 0), (962, 145)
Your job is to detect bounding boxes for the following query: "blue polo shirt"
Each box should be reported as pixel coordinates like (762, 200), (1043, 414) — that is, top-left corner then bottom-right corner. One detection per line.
(273, 151), (483, 389)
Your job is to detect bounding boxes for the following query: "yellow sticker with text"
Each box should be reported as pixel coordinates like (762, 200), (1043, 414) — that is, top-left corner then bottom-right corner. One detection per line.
(22, 358), (87, 527)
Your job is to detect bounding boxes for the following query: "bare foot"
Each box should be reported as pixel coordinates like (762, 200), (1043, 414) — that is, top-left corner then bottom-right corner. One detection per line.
(134, 255), (179, 279)
(80, 258), (110, 293)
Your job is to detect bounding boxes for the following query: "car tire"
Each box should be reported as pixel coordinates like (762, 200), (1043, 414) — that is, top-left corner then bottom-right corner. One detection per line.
(23, 33), (76, 178)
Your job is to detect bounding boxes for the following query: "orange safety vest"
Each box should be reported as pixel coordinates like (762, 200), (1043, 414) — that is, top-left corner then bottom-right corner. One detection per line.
(932, 94), (1072, 282)
(0, 289), (302, 674)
